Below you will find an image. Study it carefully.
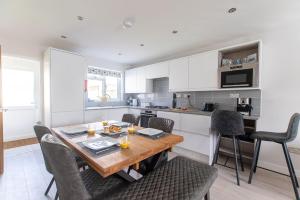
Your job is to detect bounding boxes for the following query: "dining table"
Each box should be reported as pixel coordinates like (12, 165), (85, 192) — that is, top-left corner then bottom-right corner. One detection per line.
(52, 122), (184, 181)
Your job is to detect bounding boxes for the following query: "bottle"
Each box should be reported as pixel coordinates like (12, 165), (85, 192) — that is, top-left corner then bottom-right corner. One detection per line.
(172, 93), (177, 108)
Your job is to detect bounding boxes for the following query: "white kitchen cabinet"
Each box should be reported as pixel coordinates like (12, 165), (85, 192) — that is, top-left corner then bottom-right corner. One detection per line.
(125, 68), (152, 93)
(128, 108), (142, 116)
(125, 68), (137, 93)
(44, 48), (86, 127)
(180, 114), (211, 135)
(189, 50), (218, 90)
(85, 108), (128, 123)
(106, 108), (129, 121)
(136, 67), (153, 93)
(175, 131), (210, 155)
(144, 61), (169, 79)
(157, 111), (181, 130)
(84, 109), (108, 123)
(169, 57), (189, 91)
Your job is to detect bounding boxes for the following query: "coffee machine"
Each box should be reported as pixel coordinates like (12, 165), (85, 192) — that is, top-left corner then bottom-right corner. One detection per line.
(236, 98), (253, 116)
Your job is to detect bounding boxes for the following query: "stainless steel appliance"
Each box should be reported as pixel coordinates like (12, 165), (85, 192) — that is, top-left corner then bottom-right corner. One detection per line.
(219, 64), (257, 88)
(202, 103), (215, 112)
(236, 98), (253, 116)
(140, 110), (157, 128)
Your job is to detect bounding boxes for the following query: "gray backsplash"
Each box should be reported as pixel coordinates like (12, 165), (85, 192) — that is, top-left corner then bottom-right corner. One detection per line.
(131, 77), (261, 116)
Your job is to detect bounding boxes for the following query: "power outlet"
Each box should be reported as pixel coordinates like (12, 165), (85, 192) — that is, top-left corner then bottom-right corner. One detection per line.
(230, 93), (240, 98)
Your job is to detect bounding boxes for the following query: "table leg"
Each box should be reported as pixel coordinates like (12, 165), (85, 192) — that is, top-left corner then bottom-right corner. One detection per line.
(117, 170), (137, 182)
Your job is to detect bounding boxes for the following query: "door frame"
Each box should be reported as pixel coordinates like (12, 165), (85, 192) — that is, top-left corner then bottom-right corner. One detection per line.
(0, 46), (3, 174)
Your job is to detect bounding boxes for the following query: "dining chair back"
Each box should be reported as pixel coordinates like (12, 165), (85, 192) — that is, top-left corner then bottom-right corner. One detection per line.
(122, 114), (141, 126)
(286, 113), (300, 142)
(41, 134), (91, 200)
(34, 125), (53, 172)
(148, 117), (174, 133)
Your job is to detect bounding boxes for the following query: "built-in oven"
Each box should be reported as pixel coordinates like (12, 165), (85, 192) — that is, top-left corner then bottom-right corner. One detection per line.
(220, 65), (256, 88)
(140, 110), (157, 128)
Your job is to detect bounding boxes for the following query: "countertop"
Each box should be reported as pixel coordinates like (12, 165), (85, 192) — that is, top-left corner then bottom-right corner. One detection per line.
(86, 106), (260, 120)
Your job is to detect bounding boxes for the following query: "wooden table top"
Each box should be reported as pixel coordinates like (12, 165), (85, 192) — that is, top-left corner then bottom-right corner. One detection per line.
(52, 124), (183, 177)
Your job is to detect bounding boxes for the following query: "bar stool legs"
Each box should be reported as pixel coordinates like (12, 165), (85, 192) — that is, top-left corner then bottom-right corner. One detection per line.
(232, 136), (240, 186)
(282, 143), (299, 199)
(237, 138), (244, 171)
(212, 134), (221, 166)
(212, 134), (244, 185)
(249, 141), (299, 200)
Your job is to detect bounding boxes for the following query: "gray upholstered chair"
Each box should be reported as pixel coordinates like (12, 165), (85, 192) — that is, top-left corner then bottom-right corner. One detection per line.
(211, 110), (245, 186)
(40, 134), (125, 200)
(41, 133), (217, 200)
(122, 113), (140, 126)
(248, 113), (300, 200)
(148, 117), (174, 133)
(137, 117), (175, 175)
(33, 125), (86, 199)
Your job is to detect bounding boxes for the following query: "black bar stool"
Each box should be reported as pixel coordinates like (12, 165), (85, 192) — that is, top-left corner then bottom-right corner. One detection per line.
(248, 113), (300, 200)
(211, 110), (245, 186)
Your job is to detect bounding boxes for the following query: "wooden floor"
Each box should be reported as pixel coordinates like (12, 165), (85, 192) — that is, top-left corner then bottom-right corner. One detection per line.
(0, 144), (296, 200)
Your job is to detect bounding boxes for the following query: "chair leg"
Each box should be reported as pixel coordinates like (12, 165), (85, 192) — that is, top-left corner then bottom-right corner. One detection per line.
(285, 145), (299, 188)
(55, 192), (59, 200)
(212, 134), (221, 166)
(253, 139), (261, 173)
(248, 139), (261, 184)
(232, 136), (240, 186)
(237, 138), (244, 171)
(204, 191), (210, 200)
(44, 177), (55, 196)
(282, 143), (299, 200)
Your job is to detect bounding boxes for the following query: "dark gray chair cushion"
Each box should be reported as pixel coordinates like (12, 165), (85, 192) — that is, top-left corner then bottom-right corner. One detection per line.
(211, 110), (245, 136)
(103, 156), (218, 200)
(250, 113), (300, 143)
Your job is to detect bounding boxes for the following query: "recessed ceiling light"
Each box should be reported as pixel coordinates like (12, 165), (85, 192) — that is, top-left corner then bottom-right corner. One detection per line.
(118, 53), (123, 56)
(77, 16), (84, 21)
(122, 18), (135, 29)
(60, 35), (67, 39)
(228, 8), (237, 13)
(140, 44), (144, 47)
(172, 30), (178, 34)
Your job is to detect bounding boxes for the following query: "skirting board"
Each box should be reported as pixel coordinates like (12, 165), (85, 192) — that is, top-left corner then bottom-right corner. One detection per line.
(4, 137), (38, 149)
(258, 160), (300, 179)
(173, 146), (209, 164)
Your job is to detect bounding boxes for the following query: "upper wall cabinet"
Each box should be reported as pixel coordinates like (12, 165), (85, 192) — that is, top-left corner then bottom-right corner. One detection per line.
(169, 57), (189, 92)
(125, 67), (152, 94)
(189, 50), (218, 90)
(125, 68), (137, 93)
(144, 61), (169, 79)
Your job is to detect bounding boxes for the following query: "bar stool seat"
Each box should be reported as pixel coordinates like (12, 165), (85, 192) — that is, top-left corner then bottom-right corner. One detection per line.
(250, 131), (288, 143)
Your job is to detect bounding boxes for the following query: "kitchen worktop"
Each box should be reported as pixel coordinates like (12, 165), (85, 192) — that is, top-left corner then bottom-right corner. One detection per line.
(86, 106), (260, 120)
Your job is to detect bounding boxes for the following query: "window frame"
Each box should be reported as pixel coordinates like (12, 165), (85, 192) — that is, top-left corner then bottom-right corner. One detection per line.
(86, 67), (122, 104)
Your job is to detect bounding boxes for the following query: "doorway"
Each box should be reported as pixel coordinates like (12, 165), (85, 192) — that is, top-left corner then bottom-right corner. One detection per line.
(1, 56), (41, 147)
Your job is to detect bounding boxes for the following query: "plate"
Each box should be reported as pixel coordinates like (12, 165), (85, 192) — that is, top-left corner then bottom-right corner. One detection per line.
(137, 128), (164, 136)
(82, 138), (118, 151)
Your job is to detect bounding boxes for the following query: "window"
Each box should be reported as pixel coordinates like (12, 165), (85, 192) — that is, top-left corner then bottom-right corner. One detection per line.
(3, 69), (35, 107)
(87, 67), (122, 102)
(2, 56), (40, 108)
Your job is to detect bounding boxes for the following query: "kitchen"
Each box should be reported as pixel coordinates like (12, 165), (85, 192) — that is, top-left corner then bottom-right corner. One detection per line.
(1, 1), (300, 199)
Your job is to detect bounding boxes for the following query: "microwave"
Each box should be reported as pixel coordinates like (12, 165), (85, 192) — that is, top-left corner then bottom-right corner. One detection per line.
(219, 64), (257, 88)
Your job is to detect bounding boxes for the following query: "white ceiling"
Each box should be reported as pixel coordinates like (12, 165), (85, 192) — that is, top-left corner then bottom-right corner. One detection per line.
(0, 0), (300, 66)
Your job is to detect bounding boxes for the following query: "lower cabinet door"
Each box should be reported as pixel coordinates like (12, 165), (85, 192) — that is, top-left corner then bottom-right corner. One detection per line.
(52, 111), (84, 127)
(175, 131), (210, 155)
